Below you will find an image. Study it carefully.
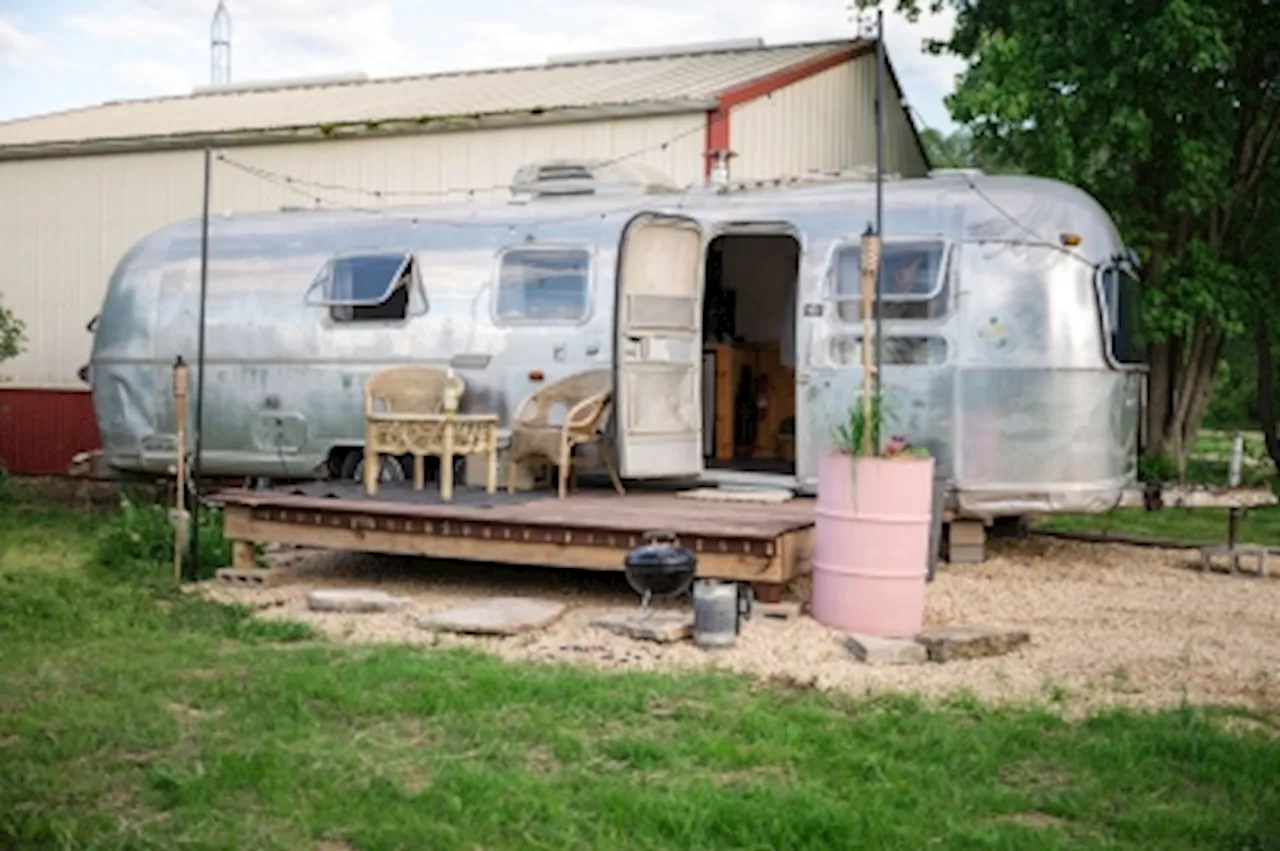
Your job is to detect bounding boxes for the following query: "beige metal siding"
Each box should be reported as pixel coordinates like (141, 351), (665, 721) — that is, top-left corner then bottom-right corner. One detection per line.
(0, 112), (705, 389)
(0, 42), (851, 150)
(729, 54), (928, 182)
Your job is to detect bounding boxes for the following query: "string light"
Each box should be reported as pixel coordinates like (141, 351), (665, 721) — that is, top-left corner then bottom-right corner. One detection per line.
(213, 108), (1090, 263)
(214, 116), (712, 206)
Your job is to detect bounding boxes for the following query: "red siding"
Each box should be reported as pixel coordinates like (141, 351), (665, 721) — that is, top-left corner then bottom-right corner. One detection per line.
(0, 389), (100, 475)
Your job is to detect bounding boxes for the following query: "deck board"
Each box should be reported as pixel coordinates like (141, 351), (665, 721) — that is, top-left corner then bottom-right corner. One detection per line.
(214, 485), (814, 540)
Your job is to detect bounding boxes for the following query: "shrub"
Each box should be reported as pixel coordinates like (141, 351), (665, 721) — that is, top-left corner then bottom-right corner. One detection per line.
(1138, 453), (1179, 484)
(93, 489), (241, 583)
(0, 295), (23, 364)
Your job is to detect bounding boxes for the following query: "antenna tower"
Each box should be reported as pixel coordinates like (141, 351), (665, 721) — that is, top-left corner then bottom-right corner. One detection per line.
(211, 1), (231, 85)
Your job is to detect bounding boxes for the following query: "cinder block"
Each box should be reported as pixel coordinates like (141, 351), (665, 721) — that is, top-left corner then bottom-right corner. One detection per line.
(215, 567), (290, 588)
(755, 601), (803, 621)
(844, 633), (927, 665)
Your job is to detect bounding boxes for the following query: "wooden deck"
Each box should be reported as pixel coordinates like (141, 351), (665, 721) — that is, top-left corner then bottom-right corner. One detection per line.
(215, 483), (815, 591)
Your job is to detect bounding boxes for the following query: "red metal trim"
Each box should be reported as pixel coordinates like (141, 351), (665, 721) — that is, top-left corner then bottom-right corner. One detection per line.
(703, 43), (873, 178)
(0, 388), (99, 475)
(703, 107), (730, 179)
(700, 41), (933, 176)
(719, 43), (873, 112)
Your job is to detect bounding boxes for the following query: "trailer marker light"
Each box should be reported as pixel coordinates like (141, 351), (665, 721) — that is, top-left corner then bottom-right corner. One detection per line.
(1060, 232), (1082, 246)
(529, 370), (545, 381)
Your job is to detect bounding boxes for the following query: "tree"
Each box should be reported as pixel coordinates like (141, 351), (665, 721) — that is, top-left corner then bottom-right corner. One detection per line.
(919, 126), (1017, 173)
(919, 127), (972, 168)
(863, 0), (1280, 472)
(1243, 165), (1280, 474)
(0, 295), (23, 364)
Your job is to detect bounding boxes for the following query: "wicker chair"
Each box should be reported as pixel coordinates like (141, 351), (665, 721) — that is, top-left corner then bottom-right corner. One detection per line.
(506, 369), (626, 499)
(362, 366), (467, 496)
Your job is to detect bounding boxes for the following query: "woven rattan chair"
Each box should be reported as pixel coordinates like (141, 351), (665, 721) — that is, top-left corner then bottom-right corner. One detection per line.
(506, 369), (625, 499)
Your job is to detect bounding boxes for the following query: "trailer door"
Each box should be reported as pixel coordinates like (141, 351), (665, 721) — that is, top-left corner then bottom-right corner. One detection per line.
(613, 214), (705, 478)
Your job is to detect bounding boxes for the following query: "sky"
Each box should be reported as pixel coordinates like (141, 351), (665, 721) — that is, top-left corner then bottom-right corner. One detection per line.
(0, 0), (965, 133)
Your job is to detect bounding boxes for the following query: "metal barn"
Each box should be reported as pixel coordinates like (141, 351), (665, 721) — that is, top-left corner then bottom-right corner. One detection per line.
(0, 36), (929, 474)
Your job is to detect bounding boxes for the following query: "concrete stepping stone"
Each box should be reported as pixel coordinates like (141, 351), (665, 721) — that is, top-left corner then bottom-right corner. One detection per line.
(916, 625), (1030, 662)
(845, 633), (927, 665)
(593, 610), (692, 643)
(417, 597), (566, 636)
(306, 589), (412, 613)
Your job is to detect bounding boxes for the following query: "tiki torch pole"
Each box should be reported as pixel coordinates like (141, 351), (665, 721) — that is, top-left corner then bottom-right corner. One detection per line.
(860, 225), (881, 457)
(172, 356), (189, 582)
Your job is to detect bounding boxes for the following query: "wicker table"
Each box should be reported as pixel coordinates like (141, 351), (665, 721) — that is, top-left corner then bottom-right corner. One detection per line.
(364, 412), (499, 501)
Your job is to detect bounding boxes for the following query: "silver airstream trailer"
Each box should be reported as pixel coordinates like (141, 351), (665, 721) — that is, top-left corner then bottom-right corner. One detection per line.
(86, 160), (1144, 520)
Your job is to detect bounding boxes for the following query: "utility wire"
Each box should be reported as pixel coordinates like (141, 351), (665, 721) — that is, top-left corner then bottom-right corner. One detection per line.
(905, 103), (1095, 265)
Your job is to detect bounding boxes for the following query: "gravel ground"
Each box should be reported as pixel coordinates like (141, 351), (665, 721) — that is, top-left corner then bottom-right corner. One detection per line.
(197, 536), (1280, 715)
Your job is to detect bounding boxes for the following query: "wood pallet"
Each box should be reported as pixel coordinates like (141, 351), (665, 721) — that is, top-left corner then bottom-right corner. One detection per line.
(214, 485), (815, 592)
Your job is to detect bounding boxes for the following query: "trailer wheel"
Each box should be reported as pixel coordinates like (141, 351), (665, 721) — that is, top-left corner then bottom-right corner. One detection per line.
(339, 450), (408, 484)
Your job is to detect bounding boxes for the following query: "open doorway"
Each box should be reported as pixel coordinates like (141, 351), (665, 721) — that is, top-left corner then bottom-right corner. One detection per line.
(700, 232), (801, 475)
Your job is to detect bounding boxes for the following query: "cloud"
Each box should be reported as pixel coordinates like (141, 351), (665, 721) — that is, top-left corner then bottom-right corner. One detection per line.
(111, 58), (193, 93)
(438, 0), (962, 129)
(9, 0), (963, 130)
(0, 16), (49, 68)
(64, 10), (197, 48)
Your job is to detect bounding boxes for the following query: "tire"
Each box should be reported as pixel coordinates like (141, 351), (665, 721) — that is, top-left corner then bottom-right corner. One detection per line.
(339, 450), (408, 483)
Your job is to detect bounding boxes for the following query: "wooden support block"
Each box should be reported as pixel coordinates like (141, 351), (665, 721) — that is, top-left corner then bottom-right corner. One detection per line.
(232, 540), (257, 571)
(752, 582), (785, 604)
(946, 520), (986, 564)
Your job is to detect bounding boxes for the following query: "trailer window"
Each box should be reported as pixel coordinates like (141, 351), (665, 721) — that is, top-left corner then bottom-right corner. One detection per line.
(496, 248), (590, 322)
(830, 335), (948, 366)
(833, 240), (949, 321)
(1099, 264), (1144, 365)
(308, 253), (415, 322)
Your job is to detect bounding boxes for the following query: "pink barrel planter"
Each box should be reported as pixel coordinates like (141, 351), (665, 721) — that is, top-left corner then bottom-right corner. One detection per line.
(811, 451), (935, 636)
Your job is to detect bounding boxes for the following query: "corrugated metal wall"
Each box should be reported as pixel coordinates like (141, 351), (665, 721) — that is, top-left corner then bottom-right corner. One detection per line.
(0, 54), (927, 475)
(0, 389), (98, 475)
(0, 112), (705, 392)
(729, 54), (927, 182)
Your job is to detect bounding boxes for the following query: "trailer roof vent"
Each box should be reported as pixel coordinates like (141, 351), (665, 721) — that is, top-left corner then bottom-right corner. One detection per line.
(510, 158), (680, 200)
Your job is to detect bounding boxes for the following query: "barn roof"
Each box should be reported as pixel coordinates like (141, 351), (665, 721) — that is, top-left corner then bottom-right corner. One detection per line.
(0, 38), (873, 159)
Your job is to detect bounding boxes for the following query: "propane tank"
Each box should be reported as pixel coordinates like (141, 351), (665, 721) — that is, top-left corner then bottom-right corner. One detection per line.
(692, 579), (752, 649)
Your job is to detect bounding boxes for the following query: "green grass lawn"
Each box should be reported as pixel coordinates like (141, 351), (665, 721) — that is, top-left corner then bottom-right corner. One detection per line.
(3, 502), (1280, 849)
(1034, 432), (1279, 547)
(1035, 506), (1280, 548)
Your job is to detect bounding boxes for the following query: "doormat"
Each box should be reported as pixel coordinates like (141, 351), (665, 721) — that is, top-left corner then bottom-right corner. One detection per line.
(675, 486), (795, 504)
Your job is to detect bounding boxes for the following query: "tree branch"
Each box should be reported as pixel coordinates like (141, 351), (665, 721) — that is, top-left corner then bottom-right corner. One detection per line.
(1171, 320), (1208, 434)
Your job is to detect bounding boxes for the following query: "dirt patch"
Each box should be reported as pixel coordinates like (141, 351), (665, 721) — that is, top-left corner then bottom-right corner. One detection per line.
(196, 536), (1280, 716)
(1000, 812), (1067, 830)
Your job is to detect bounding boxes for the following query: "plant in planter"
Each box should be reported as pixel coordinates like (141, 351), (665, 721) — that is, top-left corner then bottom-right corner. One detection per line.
(831, 393), (892, 458)
(811, 395), (937, 636)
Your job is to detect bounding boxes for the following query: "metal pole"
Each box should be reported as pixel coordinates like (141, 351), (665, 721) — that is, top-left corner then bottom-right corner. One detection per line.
(188, 148), (213, 580)
(873, 8), (885, 414)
